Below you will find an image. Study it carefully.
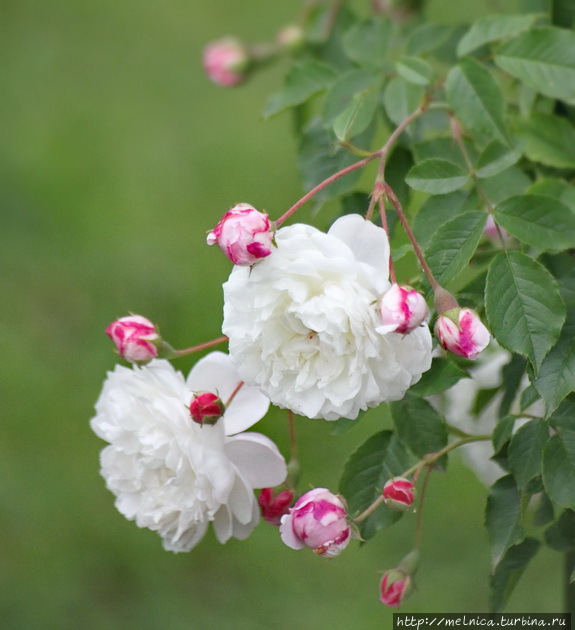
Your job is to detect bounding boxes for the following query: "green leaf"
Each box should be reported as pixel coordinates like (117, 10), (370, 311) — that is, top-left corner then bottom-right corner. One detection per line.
(549, 395), (575, 432)
(406, 23), (454, 56)
(446, 57), (508, 143)
(553, 0), (575, 28)
(457, 14), (540, 57)
(383, 76), (424, 127)
(339, 430), (410, 541)
(264, 60), (338, 119)
(495, 27), (575, 105)
(323, 70), (382, 125)
(390, 393), (448, 459)
(485, 251), (566, 373)
(542, 430), (575, 509)
(406, 158), (469, 194)
(519, 383), (541, 412)
(494, 195), (575, 251)
(533, 274), (575, 415)
(480, 166), (531, 205)
(394, 56), (434, 86)
(533, 492), (555, 527)
(490, 538), (540, 613)
(486, 475), (524, 567)
(508, 419), (549, 491)
(493, 415), (516, 454)
(516, 112), (575, 169)
(476, 140), (521, 179)
(343, 17), (393, 69)
(413, 191), (474, 248)
(545, 509), (575, 551)
(528, 179), (575, 213)
(425, 211), (486, 286)
(409, 358), (469, 397)
(499, 355), (527, 418)
(333, 85), (381, 141)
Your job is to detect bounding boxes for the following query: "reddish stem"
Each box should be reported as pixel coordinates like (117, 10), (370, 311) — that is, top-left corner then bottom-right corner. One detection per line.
(224, 381), (244, 407)
(175, 336), (228, 357)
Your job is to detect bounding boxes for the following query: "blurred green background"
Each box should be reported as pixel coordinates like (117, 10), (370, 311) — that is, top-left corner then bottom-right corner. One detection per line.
(1, 0), (562, 628)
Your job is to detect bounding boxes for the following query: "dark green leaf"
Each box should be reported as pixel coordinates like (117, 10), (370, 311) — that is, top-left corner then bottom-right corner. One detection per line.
(499, 355), (527, 418)
(339, 430), (410, 540)
(545, 509), (575, 551)
(476, 140), (521, 179)
(516, 112), (575, 169)
(533, 492), (555, 526)
(264, 60), (338, 119)
(446, 57), (508, 143)
(413, 191), (474, 248)
(383, 76), (424, 127)
(519, 383), (541, 412)
(549, 396), (575, 432)
(495, 27), (575, 105)
(493, 415), (515, 454)
(406, 158), (469, 194)
(409, 358), (469, 397)
(425, 211), (486, 285)
(457, 14), (540, 57)
(494, 195), (575, 251)
(486, 475), (524, 567)
(508, 419), (549, 491)
(343, 17), (393, 69)
(394, 56), (434, 86)
(485, 251), (566, 373)
(542, 430), (575, 509)
(490, 538), (540, 613)
(390, 393), (448, 459)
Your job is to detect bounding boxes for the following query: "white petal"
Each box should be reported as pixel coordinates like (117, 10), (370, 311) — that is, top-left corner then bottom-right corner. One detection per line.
(225, 433), (287, 488)
(279, 513), (304, 550)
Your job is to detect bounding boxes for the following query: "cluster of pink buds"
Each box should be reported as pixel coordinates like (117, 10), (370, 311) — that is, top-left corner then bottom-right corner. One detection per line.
(378, 284), (428, 334)
(207, 203), (274, 266)
(189, 392), (225, 426)
(106, 315), (160, 363)
(383, 477), (416, 511)
(259, 487), (295, 526)
(279, 488), (351, 558)
(202, 38), (250, 87)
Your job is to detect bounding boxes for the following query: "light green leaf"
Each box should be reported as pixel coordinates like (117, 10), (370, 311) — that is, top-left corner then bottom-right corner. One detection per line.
(490, 538), (540, 613)
(486, 475), (524, 567)
(495, 27), (575, 105)
(339, 431), (410, 541)
(394, 56), (434, 86)
(542, 430), (575, 510)
(264, 60), (338, 119)
(485, 251), (566, 373)
(425, 211), (486, 286)
(383, 76), (424, 127)
(508, 419), (549, 491)
(516, 112), (575, 169)
(446, 57), (508, 143)
(343, 17), (393, 69)
(480, 166), (531, 205)
(333, 85), (381, 141)
(457, 14), (540, 57)
(324, 70), (381, 125)
(476, 140), (521, 178)
(406, 158), (469, 194)
(528, 179), (575, 213)
(406, 23), (454, 55)
(494, 195), (575, 251)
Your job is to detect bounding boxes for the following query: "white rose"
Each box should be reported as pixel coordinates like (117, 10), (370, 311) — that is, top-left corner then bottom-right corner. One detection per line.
(222, 214), (433, 420)
(90, 352), (287, 552)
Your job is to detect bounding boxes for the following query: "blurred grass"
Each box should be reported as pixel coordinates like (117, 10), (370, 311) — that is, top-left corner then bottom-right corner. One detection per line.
(0, 0), (561, 628)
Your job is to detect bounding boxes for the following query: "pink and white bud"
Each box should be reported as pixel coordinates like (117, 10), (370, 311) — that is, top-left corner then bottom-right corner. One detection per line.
(377, 284), (428, 334)
(277, 25), (304, 51)
(106, 315), (159, 363)
(435, 308), (490, 360)
(383, 477), (416, 511)
(380, 569), (413, 608)
(202, 38), (249, 87)
(207, 203), (274, 266)
(258, 487), (294, 526)
(189, 392), (225, 426)
(279, 488), (351, 558)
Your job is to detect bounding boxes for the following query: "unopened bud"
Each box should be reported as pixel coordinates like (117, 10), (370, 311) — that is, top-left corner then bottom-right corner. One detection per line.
(258, 487), (294, 526)
(202, 38), (250, 87)
(383, 477), (416, 511)
(106, 315), (160, 363)
(435, 308), (490, 360)
(189, 392), (225, 426)
(377, 284), (428, 334)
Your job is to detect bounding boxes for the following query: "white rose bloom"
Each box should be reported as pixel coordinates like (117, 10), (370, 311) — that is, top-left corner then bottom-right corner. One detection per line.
(222, 214), (433, 420)
(91, 352), (287, 552)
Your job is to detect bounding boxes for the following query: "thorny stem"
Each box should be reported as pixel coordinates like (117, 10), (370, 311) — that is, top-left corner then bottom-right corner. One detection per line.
(175, 335), (228, 357)
(353, 434), (491, 524)
(382, 182), (440, 290)
(275, 104), (427, 228)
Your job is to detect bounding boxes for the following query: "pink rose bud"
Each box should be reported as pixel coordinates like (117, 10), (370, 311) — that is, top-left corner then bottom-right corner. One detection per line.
(279, 488), (351, 558)
(202, 38), (249, 87)
(207, 203), (274, 266)
(106, 315), (160, 363)
(258, 487), (295, 526)
(380, 569), (413, 608)
(189, 392), (225, 426)
(435, 307), (490, 360)
(383, 477), (416, 511)
(377, 284), (428, 334)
